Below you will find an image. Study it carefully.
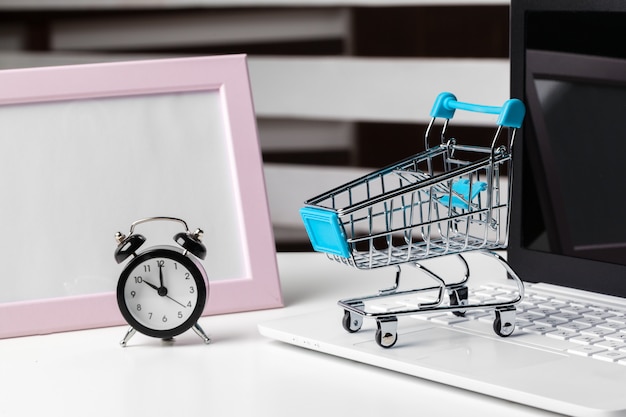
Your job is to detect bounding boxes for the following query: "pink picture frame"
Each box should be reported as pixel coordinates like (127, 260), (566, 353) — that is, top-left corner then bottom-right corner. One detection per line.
(0, 55), (283, 338)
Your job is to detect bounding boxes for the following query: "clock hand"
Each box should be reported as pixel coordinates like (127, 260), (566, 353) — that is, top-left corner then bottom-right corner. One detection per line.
(142, 279), (159, 292)
(143, 279), (169, 297)
(166, 295), (187, 308)
(159, 264), (164, 289)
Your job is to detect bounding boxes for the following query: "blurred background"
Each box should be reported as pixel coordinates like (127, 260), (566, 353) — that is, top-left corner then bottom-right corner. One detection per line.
(0, 0), (510, 252)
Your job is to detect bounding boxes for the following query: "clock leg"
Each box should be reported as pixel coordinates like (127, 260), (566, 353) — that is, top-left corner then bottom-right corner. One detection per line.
(192, 323), (211, 344)
(120, 327), (136, 347)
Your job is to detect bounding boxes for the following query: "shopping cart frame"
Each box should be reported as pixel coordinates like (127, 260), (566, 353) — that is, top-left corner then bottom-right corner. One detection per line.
(300, 92), (526, 348)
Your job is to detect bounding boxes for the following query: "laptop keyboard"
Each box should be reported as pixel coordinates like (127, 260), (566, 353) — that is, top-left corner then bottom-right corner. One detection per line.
(373, 282), (626, 364)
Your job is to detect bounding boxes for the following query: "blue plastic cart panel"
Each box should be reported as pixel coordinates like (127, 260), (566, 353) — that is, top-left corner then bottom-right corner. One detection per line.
(300, 207), (351, 258)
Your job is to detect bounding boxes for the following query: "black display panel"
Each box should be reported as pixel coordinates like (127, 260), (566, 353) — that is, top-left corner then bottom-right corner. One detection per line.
(509, 0), (626, 296)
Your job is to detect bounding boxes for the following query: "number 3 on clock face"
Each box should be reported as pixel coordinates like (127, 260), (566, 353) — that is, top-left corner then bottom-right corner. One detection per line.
(116, 247), (208, 340)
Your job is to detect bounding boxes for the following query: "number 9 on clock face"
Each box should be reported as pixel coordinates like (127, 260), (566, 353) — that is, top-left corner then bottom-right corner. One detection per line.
(116, 247), (208, 340)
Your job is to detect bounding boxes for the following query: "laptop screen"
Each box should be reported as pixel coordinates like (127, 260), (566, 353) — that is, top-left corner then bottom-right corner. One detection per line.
(508, 1), (626, 297)
(523, 50), (626, 265)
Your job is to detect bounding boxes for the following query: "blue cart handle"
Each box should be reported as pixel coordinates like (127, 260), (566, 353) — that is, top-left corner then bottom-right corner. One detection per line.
(430, 92), (525, 128)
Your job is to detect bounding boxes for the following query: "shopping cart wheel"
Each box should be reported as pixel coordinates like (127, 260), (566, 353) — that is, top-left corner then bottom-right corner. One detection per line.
(449, 286), (469, 317)
(342, 309), (363, 333)
(375, 316), (398, 348)
(493, 306), (516, 337)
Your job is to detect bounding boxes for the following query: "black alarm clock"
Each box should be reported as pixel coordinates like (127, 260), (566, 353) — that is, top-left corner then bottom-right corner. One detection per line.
(114, 217), (210, 347)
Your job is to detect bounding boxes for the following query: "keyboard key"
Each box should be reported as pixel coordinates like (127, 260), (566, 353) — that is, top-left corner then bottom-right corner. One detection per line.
(552, 312), (583, 321)
(538, 301), (569, 310)
(535, 317), (569, 327)
(479, 283), (501, 290)
(487, 280), (517, 291)
(558, 322), (592, 332)
(519, 301), (540, 310)
(573, 316), (606, 326)
(568, 345), (607, 357)
(607, 316), (626, 325)
(527, 307), (559, 316)
(546, 329), (578, 340)
(523, 324), (555, 335)
(468, 296), (489, 305)
(473, 289), (508, 298)
(596, 339), (626, 350)
(495, 293), (518, 301)
(597, 321), (626, 331)
(515, 321), (534, 329)
(570, 335), (604, 345)
(607, 309), (626, 316)
(583, 311), (615, 320)
(517, 312), (544, 322)
(562, 305), (593, 315)
(593, 350), (626, 362)
(585, 303), (609, 312)
(580, 327), (615, 338)
(392, 298), (418, 308)
(605, 333), (626, 343)
(525, 291), (553, 301)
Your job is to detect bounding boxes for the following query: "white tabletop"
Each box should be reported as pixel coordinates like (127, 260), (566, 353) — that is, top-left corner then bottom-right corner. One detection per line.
(0, 252), (557, 417)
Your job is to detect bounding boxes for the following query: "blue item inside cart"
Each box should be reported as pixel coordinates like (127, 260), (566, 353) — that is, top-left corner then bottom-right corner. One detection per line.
(300, 207), (351, 258)
(439, 179), (488, 210)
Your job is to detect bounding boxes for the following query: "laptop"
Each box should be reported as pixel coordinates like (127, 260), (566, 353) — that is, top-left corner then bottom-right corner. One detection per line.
(260, 1), (626, 416)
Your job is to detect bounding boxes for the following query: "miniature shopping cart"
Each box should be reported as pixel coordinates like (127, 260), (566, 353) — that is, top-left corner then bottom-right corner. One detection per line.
(300, 92), (526, 348)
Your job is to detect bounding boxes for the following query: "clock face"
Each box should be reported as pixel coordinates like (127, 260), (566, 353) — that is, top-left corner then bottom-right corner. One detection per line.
(117, 247), (207, 339)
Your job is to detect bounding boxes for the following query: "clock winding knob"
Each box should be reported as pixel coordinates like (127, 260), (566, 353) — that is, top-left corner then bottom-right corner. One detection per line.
(115, 232), (126, 244)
